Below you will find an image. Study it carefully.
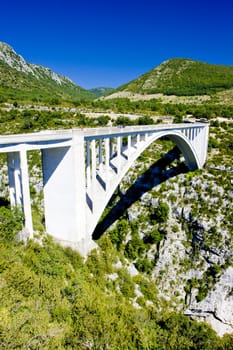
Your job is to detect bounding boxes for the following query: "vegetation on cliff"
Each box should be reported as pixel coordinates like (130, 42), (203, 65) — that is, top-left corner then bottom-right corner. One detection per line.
(0, 213), (232, 349)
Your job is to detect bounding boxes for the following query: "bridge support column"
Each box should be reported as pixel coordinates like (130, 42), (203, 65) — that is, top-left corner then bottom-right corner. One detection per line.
(117, 136), (122, 172)
(7, 150), (33, 237)
(192, 128), (195, 140)
(91, 139), (96, 185)
(127, 135), (132, 157)
(42, 131), (86, 243)
(20, 149), (33, 237)
(98, 138), (103, 171)
(109, 138), (114, 159)
(105, 138), (110, 189)
(7, 152), (23, 207)
(86, 141), (91, 188)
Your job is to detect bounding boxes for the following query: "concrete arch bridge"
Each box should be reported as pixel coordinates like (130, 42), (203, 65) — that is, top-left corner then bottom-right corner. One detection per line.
(0, 123), (209, 254)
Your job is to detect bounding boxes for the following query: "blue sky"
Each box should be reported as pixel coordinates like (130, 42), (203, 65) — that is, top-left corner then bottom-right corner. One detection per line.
(1, 0), (233, 88)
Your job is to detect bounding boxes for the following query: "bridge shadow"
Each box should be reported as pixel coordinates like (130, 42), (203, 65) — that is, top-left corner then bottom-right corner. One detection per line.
(0, 197), (10, 207)
(92, 146), (189, 240)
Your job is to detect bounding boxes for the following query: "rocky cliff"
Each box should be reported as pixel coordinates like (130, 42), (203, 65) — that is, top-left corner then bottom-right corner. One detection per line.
(0, 42), (96, 101)
(100, 123), (233, 336)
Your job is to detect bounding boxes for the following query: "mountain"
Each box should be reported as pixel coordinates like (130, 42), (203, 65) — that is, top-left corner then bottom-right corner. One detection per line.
(2, 44), (233, 104)
(0, 42), (96, 103)
(89, 86), (115, 97)
(116, 58), (233, 96)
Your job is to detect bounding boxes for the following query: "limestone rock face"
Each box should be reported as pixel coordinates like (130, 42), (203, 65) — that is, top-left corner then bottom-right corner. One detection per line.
(185, 267), (233, 336)
(0, 42), (66, 83)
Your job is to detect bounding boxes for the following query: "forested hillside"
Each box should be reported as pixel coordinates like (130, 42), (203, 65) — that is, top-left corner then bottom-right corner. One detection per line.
(89, 87), (115, 97)
(118, 58), (233, 96)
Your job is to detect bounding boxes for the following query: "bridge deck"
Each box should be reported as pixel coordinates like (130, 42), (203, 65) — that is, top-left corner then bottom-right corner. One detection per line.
(0, 122), (208, 148)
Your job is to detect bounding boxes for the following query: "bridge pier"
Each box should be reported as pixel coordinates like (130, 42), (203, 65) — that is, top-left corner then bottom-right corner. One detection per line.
(127, 135), (132, 157)
(20, 149), (33, 237)
(103, 138), (109, 188)
(98, 139), (103, 172)
(91, 139), (97, 185)
(117, 136), (122, 172)
(7, 150), (33, 237)
(7, 152), (22, 207)
(42, 131), (86, 243)
(86, 141), (91, 188)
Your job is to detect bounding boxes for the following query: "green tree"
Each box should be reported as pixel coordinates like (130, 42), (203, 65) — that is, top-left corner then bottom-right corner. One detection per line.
(151, 202), (170, 223)
(137, 115), (154, 125)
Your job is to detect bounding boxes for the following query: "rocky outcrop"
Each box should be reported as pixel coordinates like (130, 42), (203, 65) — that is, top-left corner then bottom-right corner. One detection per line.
(185, 267), (233, 336)
(125, 163), (233, 336)
(0, 42), (72, 84)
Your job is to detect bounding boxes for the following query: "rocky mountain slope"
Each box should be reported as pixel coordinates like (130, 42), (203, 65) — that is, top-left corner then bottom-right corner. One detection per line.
(96, 123), (233, 336)
(0, 42), (96, 102)
(104, 59), (233, 103)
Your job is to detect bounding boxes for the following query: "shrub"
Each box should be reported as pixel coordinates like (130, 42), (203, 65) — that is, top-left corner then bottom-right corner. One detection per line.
(109, 219), (128, 249)
(135, 257), (153, 273)
(138, 277), (158, 301)
(151, 202), (170, 223)
(125, 234), (145, 260)
(0, 206), (22, 241)
(119, 272), (135, 298)
(149, 227), (163, 243)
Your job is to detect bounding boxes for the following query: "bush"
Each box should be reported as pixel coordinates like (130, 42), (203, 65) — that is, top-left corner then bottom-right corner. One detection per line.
(109, 219), (128, 249)
(149, 227), (162, 244)
(135, 257), (153, 273)
(118, 271), (135, 298)
(0, 206), (22, 241)
(208, 137), (219, 148)
(138, 277), (158, 302)
(125, 234), (145, 260)
(151, 202), (170, 223)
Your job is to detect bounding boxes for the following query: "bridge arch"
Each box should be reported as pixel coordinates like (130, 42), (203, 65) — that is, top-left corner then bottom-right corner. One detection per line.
(121, 129), (200, 173)
(86, 130), (200, 236)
